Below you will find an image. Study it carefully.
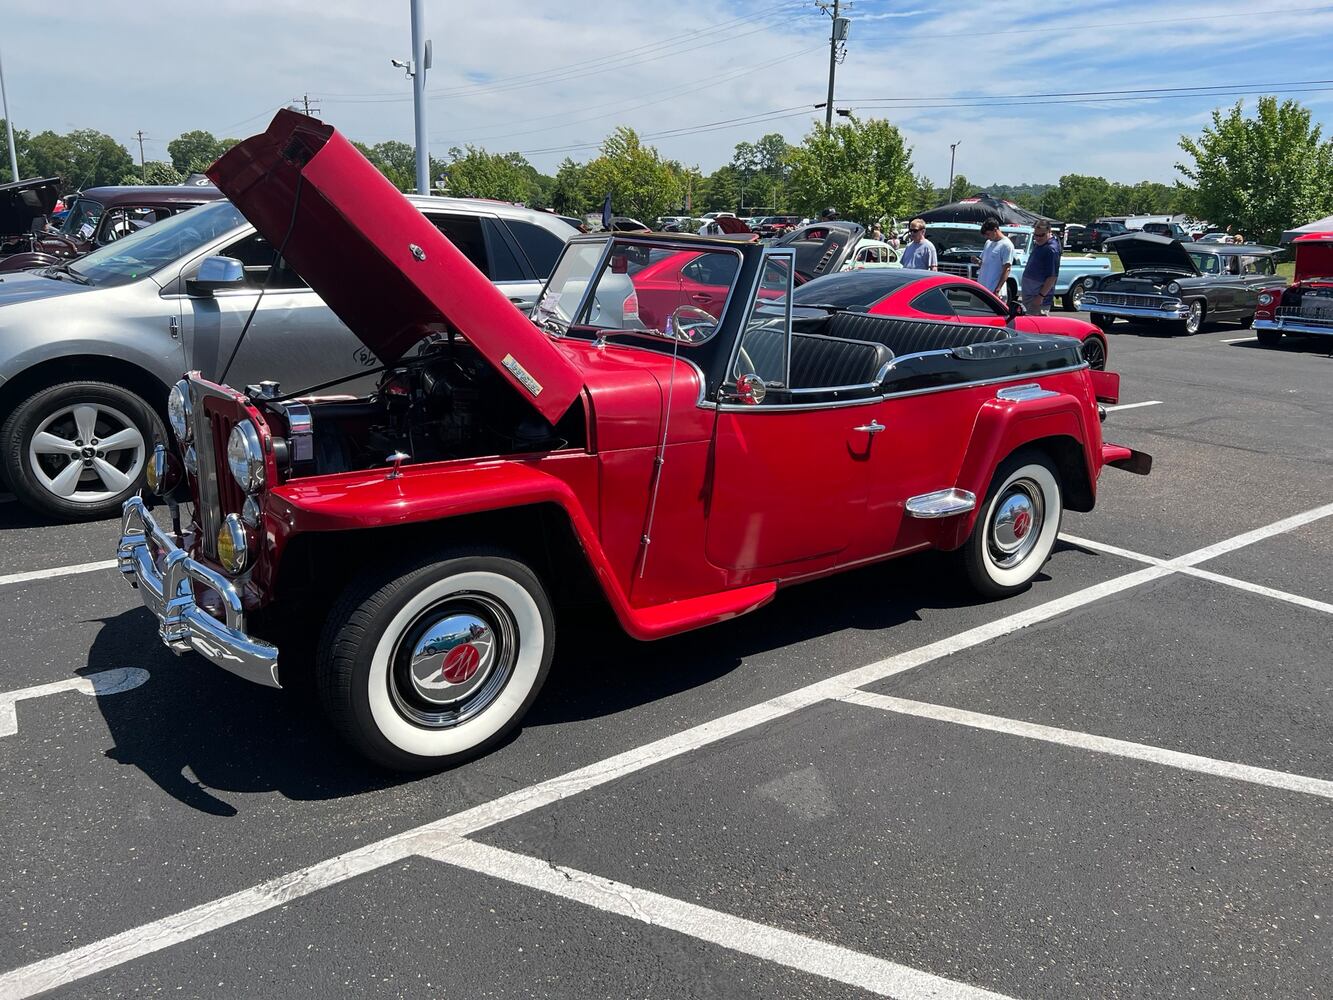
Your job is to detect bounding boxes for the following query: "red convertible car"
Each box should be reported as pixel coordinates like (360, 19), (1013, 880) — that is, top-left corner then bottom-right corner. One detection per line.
(791, 269), (1110, 370)
(1253, 232), (1333, 346)
(116, 111), (1150, 771)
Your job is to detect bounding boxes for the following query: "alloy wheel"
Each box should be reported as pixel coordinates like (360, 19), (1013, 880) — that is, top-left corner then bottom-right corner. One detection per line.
(1081, 337), (1107, 370)
(27, 403), (146, 506)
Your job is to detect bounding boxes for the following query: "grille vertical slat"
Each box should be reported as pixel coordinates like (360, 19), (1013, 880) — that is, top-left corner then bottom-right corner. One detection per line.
(188, 379), (244, 559)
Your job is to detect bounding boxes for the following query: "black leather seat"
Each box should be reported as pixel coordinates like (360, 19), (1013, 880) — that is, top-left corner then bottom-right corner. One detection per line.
(742, 327), (892, 389)
(822, 311), (1009, 356)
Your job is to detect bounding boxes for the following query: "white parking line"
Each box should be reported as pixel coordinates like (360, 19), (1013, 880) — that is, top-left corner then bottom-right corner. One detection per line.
(0, 669), (150, 738)
(1061, 533), (1333, 615)
(427, 839), (1017, 1000)
(2, 502), (1331, 1000)
(1103, 400), (1162, 412)
(0, 560), (118, 589)
(1220, 336), (1257, 344)
(837, 689), (1333, 800)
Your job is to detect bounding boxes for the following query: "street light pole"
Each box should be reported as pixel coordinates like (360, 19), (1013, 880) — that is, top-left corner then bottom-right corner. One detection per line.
(0, 49), (19, 183)
(824, 0), (840, 127)
(947, 139), (962, 202)
(409, 0), (430, 195)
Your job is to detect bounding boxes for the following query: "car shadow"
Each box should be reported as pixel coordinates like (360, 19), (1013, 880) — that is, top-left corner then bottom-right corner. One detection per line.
(82, 548), (1061, 814)
(1230, 336), (1333, 356)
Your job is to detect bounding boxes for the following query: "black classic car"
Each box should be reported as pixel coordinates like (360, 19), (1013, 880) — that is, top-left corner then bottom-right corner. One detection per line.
(1081, 233), (1286, 334)
(0, 176), (62, 256)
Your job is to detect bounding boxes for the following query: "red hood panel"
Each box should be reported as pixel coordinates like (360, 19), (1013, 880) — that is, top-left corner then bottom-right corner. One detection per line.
(1292, 237), (1333, 282)
(206, 110), (582, 424)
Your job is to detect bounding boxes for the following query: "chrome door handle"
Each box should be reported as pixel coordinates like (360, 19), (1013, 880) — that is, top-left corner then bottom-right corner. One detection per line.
(853, 419), (885, 435)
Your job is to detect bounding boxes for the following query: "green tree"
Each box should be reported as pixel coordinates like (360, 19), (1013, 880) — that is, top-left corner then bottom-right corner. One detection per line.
(1177, 96), (1333, 243)
(699, 165), (740, 213)
(549, 158), (587, 215)
(117, 160), (183, 185)
(580, 127), (681, 222)
(1042, 174), (1115, 223)
(946, 172), (971, 203)
(786, 117), (916, 224)
(753, 133), (792, 179)
(444, 146), (539, 202)
(20, 129), (133, 191)
(166, 130), (229, 174)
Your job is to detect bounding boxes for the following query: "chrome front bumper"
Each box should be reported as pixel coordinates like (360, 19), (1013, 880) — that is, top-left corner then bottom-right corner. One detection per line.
(117, 496), (280, 688)
(1081, 299), (1189, 321)
(1254, 317), (1333, 338)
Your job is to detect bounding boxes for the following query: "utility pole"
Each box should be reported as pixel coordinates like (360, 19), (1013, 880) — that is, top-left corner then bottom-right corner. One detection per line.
(817, 1), (851, 128)
(291, 93), (321, 117)
(0, 49), (19, 183)
(946, 139), (962, 203)
(134, 130), (148, 183)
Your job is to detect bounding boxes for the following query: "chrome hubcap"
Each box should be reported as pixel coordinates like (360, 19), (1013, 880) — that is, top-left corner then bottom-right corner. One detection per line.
(28, 402), (146, 504)
(389, 594), (516, 729)
(988, 479), (1044, 569)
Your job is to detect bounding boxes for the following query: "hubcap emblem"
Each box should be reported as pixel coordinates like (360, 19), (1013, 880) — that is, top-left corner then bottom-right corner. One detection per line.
(440, 643), (481, 684)
(1012, 510), (1031, 539)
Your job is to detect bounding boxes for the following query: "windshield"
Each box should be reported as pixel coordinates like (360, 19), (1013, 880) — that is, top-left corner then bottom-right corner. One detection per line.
(534, 238), (743, 339)
(1188, 252), (1219, 274)
(60, 198), (103, 239)
(931, 228), (1031, 253)
(68, 200), (246, 288)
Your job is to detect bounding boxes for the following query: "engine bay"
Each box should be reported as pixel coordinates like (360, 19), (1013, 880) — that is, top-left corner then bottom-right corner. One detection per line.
(1098, 270), (1190, 291)
(267, 336), (586, 478)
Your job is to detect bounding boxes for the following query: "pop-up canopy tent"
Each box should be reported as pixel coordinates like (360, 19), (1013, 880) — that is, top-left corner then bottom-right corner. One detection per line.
(1281, 213), (1333, 244)
(917, 194), (1055, 227)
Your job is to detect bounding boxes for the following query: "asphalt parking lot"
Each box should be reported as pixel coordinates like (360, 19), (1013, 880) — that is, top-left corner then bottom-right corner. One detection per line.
(0, 318), (1329, 999)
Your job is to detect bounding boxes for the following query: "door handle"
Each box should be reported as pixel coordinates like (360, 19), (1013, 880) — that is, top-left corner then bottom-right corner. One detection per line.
(690, 293), (712, 303)
(168, 315), (179, 339)
(853, 419), (885, 435)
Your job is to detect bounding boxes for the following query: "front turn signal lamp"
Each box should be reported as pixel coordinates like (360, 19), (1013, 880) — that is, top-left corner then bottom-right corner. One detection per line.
(216, 514), (250, 573)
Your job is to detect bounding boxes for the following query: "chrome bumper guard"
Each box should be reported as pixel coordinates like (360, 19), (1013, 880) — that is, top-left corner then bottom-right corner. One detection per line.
(117, 496), (280, 688)
(1254, 317), (1333, 338)
(1082, 299), (1189, 321)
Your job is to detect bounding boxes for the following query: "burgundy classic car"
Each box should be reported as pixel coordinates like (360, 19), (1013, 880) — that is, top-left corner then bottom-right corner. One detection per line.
(0, 176), (62, 256)
(1253, 233), (1333, 345)
(117, 112), (1150, 772)
(0, 182), (224, 272)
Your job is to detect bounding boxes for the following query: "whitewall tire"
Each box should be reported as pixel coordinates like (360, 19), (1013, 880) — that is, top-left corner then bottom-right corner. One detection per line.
(318, 552), (554, 771)
(961, 451), (1063, 597)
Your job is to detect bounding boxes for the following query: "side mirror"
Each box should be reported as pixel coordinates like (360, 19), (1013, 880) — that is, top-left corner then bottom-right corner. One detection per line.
(187, 256), (245, 296)
(1007, 295), (1022, 322)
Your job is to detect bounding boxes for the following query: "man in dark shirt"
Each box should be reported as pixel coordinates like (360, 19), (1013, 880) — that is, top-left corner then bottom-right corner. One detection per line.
(1021, 221), (1060, 314)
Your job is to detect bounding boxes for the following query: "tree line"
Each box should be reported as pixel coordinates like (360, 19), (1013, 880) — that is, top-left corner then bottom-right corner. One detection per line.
(4, 95), (1330, 244)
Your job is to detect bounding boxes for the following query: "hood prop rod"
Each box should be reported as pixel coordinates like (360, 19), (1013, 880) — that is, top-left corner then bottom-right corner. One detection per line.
(635, 336), (681, 580)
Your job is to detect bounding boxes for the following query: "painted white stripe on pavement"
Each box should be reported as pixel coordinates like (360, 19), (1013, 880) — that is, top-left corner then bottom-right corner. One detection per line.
(1169, 501), (1333, 568)
(0, 559), (117, 588)
(1103, 400), (1162, 412)
(839, 689), (1333, 800)
(1061, 533), (1333, 615)
(1220, 336), (1257, 344)
(428, 839), (1017, 1000)
(0, 668), (150, 738)
(3, 503), (1331, 998)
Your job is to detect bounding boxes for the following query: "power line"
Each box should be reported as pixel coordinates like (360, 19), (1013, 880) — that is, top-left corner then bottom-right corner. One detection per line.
(842, 78), (1333, 104)
(290, 94), (321, 117)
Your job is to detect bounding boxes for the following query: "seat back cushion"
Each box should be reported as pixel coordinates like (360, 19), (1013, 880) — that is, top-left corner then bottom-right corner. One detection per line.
(823, 310), (1009, 355)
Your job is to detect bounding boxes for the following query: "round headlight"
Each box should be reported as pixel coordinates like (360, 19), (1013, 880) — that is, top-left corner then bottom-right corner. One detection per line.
(1083, 276), (1098, 291)
(216, 513), (249, 573)
(1166, 281), (1181, 295)
(168, 382), (191, 442)
(1258, 292), (1273, 306)
(226, 421), (265, 493)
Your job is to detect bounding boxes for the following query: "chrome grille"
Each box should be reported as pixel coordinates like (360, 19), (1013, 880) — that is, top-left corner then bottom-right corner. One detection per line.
(1276, 304), (1333, 329)
(187, 379), (242, 559)
(1094, 291), (1171, 309)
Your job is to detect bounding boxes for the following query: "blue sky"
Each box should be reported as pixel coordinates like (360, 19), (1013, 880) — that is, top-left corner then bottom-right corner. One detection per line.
(4, 0), (1332, 185)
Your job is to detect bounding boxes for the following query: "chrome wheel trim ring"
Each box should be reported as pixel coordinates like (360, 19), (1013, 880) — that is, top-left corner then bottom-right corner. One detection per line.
(27, 401), (146, 505)
(387, 592), (518, 730)
(1070, 280), (1084, 310)
(1185, 301), (1203, 333)
(987, 479), (1045, 570)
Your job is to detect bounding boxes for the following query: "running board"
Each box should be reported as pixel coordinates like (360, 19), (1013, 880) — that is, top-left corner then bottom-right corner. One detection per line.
(906, 488), (977, 519)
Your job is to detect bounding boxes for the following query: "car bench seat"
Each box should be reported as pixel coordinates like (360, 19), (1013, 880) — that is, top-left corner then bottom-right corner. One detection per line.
(821, 310), (1011, 355)
(743, 327), (892, 389)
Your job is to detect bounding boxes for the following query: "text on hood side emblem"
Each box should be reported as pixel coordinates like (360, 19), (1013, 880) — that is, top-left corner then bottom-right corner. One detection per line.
(409, 243), (426, 261)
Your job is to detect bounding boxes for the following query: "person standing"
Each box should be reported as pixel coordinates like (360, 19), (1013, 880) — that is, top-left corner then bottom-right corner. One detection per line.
(900, 218), (937, 270)
(1021, 221), (1061, 315)
(975, 218), (1014, 296)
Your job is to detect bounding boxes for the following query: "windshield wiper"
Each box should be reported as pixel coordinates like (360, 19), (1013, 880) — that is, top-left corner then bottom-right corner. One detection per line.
(43, 262), (91, 285)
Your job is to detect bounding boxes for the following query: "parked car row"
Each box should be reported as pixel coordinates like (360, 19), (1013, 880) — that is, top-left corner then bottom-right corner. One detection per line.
(930, 223), (1112, 311)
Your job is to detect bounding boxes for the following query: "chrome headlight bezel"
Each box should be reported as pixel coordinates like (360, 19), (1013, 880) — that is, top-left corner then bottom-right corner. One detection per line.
(1083, 276), (1098, 292)
(1166, 281), (1181, 295)
(1257, 292), (1273, 306)
(216, 513), (249, 573)
(226, 420), (265, 494)
(168, 381), (191, 442)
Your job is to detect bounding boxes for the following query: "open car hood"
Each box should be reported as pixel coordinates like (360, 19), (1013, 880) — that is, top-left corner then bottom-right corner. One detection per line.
(0, 176), (61, 235)
(1106, 232), (1200, 275)
(775, 222), (865, 279)
(207, 110), (582, 424)
(1292, 233), (1333, 281)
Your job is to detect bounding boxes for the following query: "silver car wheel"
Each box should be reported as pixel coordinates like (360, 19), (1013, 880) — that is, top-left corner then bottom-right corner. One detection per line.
(27, 402), (146, 505)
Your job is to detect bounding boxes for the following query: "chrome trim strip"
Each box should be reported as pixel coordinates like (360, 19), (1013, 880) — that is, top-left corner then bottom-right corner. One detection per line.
(996, 383), (1059, 401)
(906, 488), (978, 519)
(1255, 317), (1333, 337)
(1082, 301), (1189, 320)
(118, 497), (280, 688)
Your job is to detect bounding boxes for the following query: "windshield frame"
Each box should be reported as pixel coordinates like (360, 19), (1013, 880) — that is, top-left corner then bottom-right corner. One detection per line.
(66, 200), (248, 289)
(59, 198), (104, 239)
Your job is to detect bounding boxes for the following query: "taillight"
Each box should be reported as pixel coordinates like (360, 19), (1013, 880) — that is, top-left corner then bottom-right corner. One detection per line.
(622, 291), (639, 321)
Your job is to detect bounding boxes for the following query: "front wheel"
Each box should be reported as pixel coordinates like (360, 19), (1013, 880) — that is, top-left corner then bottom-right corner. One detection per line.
(0, 380), (159, 521)
(1080, 335), (1108, 370)
(1256, 328), (1283, 347)
(1090, 312), (1114, 329)
(1062, 278), (1086, 312)
(960, 450), (1063, 598)
(317, 550), (554, 771)
(1173, 299), (1204, 335)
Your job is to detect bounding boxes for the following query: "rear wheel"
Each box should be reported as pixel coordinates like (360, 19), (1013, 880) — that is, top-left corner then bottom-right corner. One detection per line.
(1062, 278), (1086, 312)
(1080, 335), (1107, 370)
(0, 381), (159, 522)
(317, 549), (554, 772)
(961, 450), (1063, 598)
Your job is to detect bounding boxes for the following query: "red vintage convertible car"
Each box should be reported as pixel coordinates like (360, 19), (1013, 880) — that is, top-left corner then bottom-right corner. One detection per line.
(117, 111), (1150, 771)
(1253, 232), (1333, 346)
(792, 269), (1110, 370)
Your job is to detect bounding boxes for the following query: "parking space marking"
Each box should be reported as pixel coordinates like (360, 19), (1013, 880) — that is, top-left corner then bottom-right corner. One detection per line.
(3, 503), (1331, 999)
(1062, 533), (1333, 615)
(0, 559), (117, 589)
(1220, 336), (1258, 344)
(0, 668), (150, 738)
(425, 838), (1017, 1000)
(1103, 400), (1162, 412)
(837, 689), (1333, 800)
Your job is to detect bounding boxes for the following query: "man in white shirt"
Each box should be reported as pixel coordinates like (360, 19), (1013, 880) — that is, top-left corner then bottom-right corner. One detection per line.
(975, 218), (1014, 296)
